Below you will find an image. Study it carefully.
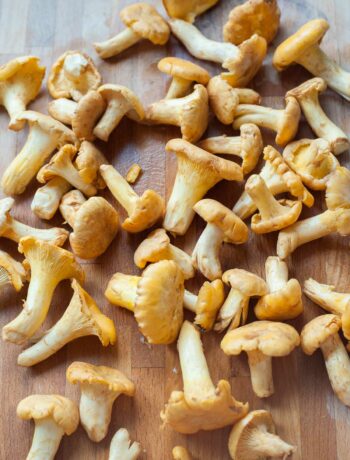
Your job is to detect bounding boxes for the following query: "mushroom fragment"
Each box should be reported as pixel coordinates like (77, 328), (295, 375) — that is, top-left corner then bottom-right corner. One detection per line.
(126, 163), (142, 184)
(32, 178), (72, 220)
(172, 446), (192, 460)
(100, 164), (164, 233)
(1, 111), (78, 196)
(17, 280), (116, 366)
(0, 56), (45, 130)
(94, 3), (170, 59)
(17, 395), (79, 460)
(67, 362), (135, 442)
(326, 166), (350, 210)
(162, 0), (219, 23)
(2, 236), (84, 345)
(221, 321), (300, 397)
(192, 199), (249, 280)
(109, 428), (142, 460)
(0, 250), (27, 292)
(161, 321), (248, 433)
(164, 139), (243, 235)
(105, 260), (184, 344)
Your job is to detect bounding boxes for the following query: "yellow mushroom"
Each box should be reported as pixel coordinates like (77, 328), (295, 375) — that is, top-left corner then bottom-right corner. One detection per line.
(326, 166), (350, 210)
(0, 250), (28, 292)
(109, 428), (142, 460)
(32, 177), (72, 220)
(48, 97), (77, 125)
(172, 446), (192, 460)
(162, 0), (219, 23)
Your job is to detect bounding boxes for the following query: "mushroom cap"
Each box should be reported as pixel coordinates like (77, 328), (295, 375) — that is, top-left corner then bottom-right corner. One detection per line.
(172, 446), (192, 460)
(224, 0), (281, 45)
(122, 189), (165, 233)
(239, 124), (263, 174)
(162, 0), (219, 23)
(17, 394), (79, 435)
(301, 314), (341, 355)
(75, 141), (107, 189)
(251, 198), (302, 234)
(48, 50), (101, 101)
(194, 199), (249, 244)
(0, 197), (14, 235)
(134, 228), (170, 268)
(287, 77), (327, 99)
(120, 3), (170, 44)
(158, 57), (210, 85)
(223, 269), (268, 297)
(0, 250), (27, 291)
(275, 96), (301, 146)
(273, 18), (329, 71)
(326, 166), (350, 210)
(221, 320), (300, 357)
(134, 260), (184, 344)
(177, 84), (209, 143)
(72, 90), (106, 141)
(70, 197), (119, 259)
(98, 84), (145, 122)
(207, 76), (240, 125)
(66, 361), (135, 395)
(194, 279), (225, 331)
(37, 144), (78, 184)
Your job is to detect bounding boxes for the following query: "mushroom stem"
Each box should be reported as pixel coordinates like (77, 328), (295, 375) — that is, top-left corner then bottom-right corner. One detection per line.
(265, 256), (288, 292)
(247, 350), (274, 398)
(105, 274), (139, 312)
(2, 91), (26, 128)
(3, 217), (66, 244)
(166, 77), (193, 99)
(246, 175), (285, 220)
(93, 97), (131, 141)
(234, 105), (279, 131)
(27, 418), (65, 460)
(215, 289), (248, 332)
(192, 223), (224, 280)
(32, 178), (71, 220)
(48, 98), (77, 125)
(183, 291), (197, 313)
(248, 428), (295, 457)
(94, 28), (141, 59)
(146, 98), (185, 125)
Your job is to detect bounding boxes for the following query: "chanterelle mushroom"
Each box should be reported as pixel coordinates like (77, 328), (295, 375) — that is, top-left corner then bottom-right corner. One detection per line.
(0, 197), (68, 246)
(301, 314), (350, 406)
(161, 321), (248, 433)
(109, 428), (141, 460)
(17, 394), (79, 460)
(162, 0), (219, 23)
(32, 177), (72, 220)
(0, 250), (27, 292)
(228, 410), (296, 460)
(48, 51), (101, 102)
(215, 269), (267, 332)
(172, 446), (192, 460)
(134, 228), (194, 279)
(17, 280), (116, 366)
(192, 199), (249, 281)
(221, 321), (300, 397)
(94, 3), (170, 59)
(273, 18), (350, 101)
(100, 164), (164, 233)
(0, 56), (45, 130)
(255, 256), (303, 321)
(2, 236), (84, 345)
(67, 362), (135, 442)
(105, 260), (184, 344)
(164, 139), (243, 235)
(325, 166), (350, 210)
(145, 84), (208, 143)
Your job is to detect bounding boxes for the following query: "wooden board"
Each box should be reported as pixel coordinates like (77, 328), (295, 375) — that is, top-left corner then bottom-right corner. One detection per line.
(0, 0), (349, 458)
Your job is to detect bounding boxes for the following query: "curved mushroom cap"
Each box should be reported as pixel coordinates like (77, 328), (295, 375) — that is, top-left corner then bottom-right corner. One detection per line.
(72, 90), (106, 141)
(70, 197), (119, 259)
(326, 166), (350, 210)
(75, 141), (107, 189)
(276, 96), (301, 146)
(162, 0), (219, 23)
(251, 198), (302, 234)
(221, 320), (300, 357)
(178, 84), (209, 142)
(207, 76), (239, 124)
(194, 199), (249, 244)
(224, 0), (281, 45)
(48, 50), (101, 101)
(122, 189), (165, 233)
(223, 269), (268, 297)
(17, 394), (79, 435)
(0, 250), (27, 291)
(121, 3), (170, 44)
(273, 18), (329, 71)
(239, 124), (263, 174)
(158, 57), (210, 85)
(301, 314), (341, 355)
(67, 361), (135, 395)
(160, 379), (248, 434)
(287, 76), (327, 99)
(135, 260), (184, 344)
(194, 279), (225, 331)
(98, 84), (145, 122)
(134, 228), (170, 268)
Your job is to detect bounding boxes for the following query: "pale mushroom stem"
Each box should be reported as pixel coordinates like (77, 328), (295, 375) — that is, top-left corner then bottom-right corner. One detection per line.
(304, 279), (348, 315)
(27, 418), (64, 460)
(234, 105), (280, 131)
(32, 178), (71, 220)
(146, 98), (185, 126)
(215, 289), (248, 332)
(232, 191), (257, 220)
(246, 176), (285, 219)
(93, 97), (131, 141)
(265, 257), (288, 292)
(166, 78), (193, 99)
(247, 349), (274, 398)
(192, 223), (224, 280)
(3, 217), (66, 244)
(248, 428), (295, 457)
(2, 92), (26, 128)
(202, 136), (242, 156)
(183, 290), (197, 313)
(94, 28), (141, 59)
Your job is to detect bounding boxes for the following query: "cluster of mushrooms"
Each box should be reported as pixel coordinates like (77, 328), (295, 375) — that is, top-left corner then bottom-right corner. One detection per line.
(1, 0), (350, 458)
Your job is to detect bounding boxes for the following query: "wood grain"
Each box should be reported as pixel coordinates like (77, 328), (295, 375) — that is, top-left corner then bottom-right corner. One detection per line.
(0, 0), (350, 458)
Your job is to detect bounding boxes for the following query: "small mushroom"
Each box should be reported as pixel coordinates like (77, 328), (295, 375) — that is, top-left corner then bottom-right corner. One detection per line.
(233, 95), (301, 146)
(74, 141), (107, 190)
(326, 166), (350, 210)
(48, 50), (101, 102)
(2, 236), (84, 345)
(273, 18), (350, 101)
(301, 314), (350, 406)
(48, 97), (77, 125)
(17, 280), (116, 366)
(32, 178), (72, 220)
(164, 139), (243, 235)
(224, 0), (281, 45)
(287, 78), (349, 154)
(66, 362), (135, 442)
(169, 19), (267, 87)
(0, 250), (27, 292)
(94, 3), (170, 59)
(277, 208), (350, 259)
(0, 56), (45, 130)
(105, 260), (184, 344)
(221, 321), (300, 397)
(255, 256), (303, 321)
(161, 321), (248, 433)
(172, 446), (192, 460)
(246, 174), (302, 234)
(162, 0), (219, 23)
(100, 164), (164, 233)
(109, 428), (142, 460)
(134, 228), (194, 279)
(192, 199), (249, 281)
(228, 410), (296, 460)
(145, 84), (208, 143)
(199, 124), (263, 175)
(17, 394), (79, 460)
(1, 111), (78, 196)
(215, 269), (267, 332)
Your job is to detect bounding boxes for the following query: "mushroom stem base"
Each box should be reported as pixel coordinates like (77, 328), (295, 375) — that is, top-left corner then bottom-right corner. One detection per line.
(247, 350), (274, 398)
(28, 418), (64, 460)
(166, 78), (193, 99)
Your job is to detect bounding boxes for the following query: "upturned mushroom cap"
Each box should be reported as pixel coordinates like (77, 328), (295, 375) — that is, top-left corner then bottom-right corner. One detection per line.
(17, 394), (79, 435)
(194, 199), (249, 244)
(273, 18), (329, 71)
(0, 250), (27, 291)
(252, 198), (302, 233)
(121, 3), (170, 44)
(48, 50), (101, 101)
(72, 90), (106, 141)
(223, 269), (268, 297)
(326, 166), (350, 210)
(287, 76), (327, 98)
(194, 279), (225, 331)
(301, 314), (341, 355)
(158, 57), (210, 85)
(123, 189), (164, 233)
(277, 96), (301, 146)
(162, 0), (219, 23)
(98, 84), (145, 122)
